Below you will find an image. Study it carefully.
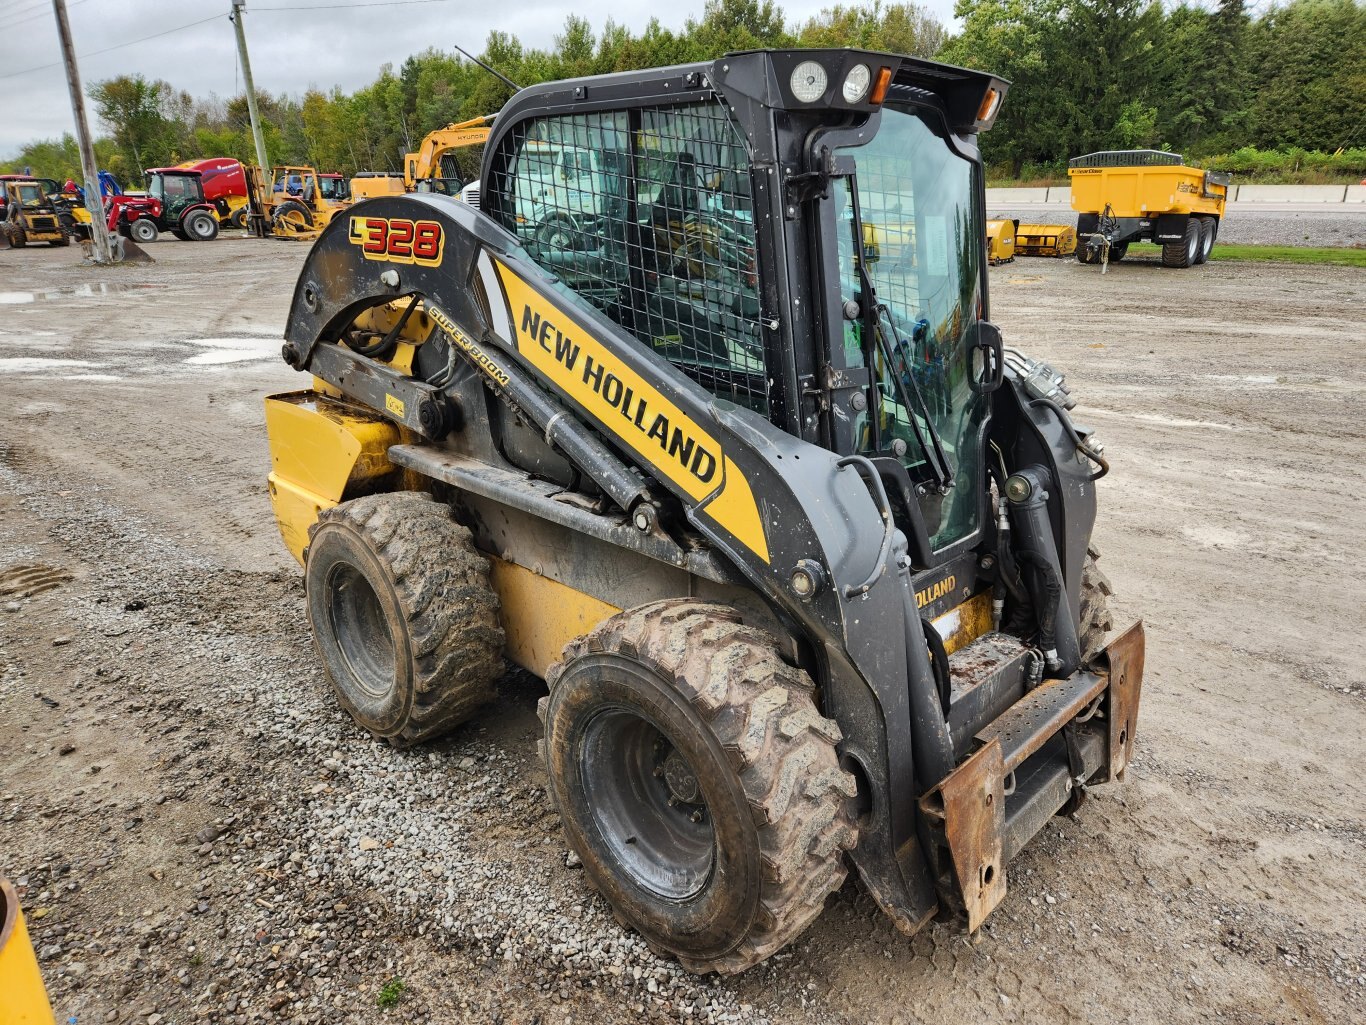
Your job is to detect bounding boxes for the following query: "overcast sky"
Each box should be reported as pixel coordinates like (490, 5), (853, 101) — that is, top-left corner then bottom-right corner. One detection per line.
(0, 0), (961, 161)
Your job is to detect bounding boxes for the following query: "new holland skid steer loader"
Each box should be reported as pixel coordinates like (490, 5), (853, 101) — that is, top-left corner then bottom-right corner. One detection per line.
(264, 49), (1145, 975)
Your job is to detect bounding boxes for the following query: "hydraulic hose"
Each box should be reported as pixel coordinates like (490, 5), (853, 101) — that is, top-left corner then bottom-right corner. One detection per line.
(896, 547), (956, 789)
(1028, 395), (1109, 481)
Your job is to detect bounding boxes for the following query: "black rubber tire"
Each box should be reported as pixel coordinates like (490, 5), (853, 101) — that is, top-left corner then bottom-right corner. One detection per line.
(539, 600), (858, 975)
(49, 235), (70, 247)
(171, 229), (189, 242)
(305, 491), (504, 747)
(1075, 244), (1096, 264)
(1078, 545), (1115, 664)
(1106, 241), (1128, 263)
(11, 230), (26, 248)
(273, 200), (313, 231)
(535, 216), (578, 251)
(182, 210), (219, 241)
(1196, 217), (1215, 264)
(128, 218), (158, 244)
(230, 206), (248, 230)
(1162, 218), (1200, 268)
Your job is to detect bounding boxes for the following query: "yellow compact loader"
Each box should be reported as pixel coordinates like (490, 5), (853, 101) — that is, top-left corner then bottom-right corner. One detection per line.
(244, 166), (350, 240)
(0, 180), (69, 249)
(263, 50), (1144, 976)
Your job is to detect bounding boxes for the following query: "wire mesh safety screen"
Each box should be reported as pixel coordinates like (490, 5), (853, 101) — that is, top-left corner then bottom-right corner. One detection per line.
(490, 101), (768, 415)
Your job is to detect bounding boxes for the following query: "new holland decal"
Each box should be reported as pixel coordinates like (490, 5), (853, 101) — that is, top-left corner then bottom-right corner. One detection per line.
(490, 257), (770, 564)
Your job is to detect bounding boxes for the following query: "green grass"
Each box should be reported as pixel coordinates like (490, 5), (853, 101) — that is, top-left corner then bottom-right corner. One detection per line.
(1127, 242), (1366, 267)
(376, 978), (406, 1010)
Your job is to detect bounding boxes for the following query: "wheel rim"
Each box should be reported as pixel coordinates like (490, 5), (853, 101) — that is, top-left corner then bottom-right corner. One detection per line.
(133, 222), (153, 241)
(579, 707), (716, 900)
(325, 563), (396, 699)
(189, 215), (212, 238)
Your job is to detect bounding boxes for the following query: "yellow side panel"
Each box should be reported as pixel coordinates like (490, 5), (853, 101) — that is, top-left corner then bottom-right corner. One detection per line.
(933, 591), (994, 657)
(264, 392), (399, 564)
(490, 558), (621, 678)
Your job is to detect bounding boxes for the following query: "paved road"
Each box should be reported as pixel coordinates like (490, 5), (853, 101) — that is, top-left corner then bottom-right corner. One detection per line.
(987, 201), (1366, 248)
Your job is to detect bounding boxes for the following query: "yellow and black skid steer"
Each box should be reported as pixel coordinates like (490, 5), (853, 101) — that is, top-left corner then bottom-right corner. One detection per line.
(264, 48), (1145, 975)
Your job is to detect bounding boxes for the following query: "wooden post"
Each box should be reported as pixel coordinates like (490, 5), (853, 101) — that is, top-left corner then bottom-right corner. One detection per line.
(51, 0), (114, 264)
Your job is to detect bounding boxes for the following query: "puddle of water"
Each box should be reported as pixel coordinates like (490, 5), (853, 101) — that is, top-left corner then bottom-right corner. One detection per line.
(0, 357), (103, 372)
(183, 336), (281, 351)
(0, 282), (167, 305)
(184, 350), (271, 365)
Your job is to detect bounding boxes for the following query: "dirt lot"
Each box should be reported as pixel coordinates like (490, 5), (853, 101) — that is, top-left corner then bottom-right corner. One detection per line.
(2, 238), (1362, 1025)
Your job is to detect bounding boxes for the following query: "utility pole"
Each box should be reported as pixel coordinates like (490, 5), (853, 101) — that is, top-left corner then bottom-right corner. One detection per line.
(230, 0), (271, 174)
(51, 0), (113, 264)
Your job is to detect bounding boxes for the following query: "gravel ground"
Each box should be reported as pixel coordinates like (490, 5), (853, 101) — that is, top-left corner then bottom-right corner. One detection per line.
(1, 238), (1363, 1025)
(987, 203), (1366, 248)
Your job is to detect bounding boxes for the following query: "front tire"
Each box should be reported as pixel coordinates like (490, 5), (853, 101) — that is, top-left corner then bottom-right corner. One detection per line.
(1162, 218), (1200, 268)
(305, 492), (504, 746)
(540, 600), (858, 975)
(1078, 545), (1115, 663)
(128, 218), (158, 244)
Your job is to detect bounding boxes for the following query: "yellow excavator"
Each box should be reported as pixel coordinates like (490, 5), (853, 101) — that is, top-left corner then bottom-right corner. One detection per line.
(404, 115), (494, 196)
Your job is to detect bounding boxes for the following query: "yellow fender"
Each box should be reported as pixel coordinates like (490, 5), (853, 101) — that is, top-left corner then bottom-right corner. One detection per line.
(0, 878), (56, 1025)
(265, 391), (401, 563)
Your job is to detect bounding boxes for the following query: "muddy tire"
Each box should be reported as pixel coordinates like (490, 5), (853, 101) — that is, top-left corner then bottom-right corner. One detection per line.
(539, 600), (858, 975)
(1106, 241), (1128, 263)
(1078, 545), (1115, 663)
(273, 200), (313, 233)
(1162, 217), (1200, 268)
(304, 491), (504, 747)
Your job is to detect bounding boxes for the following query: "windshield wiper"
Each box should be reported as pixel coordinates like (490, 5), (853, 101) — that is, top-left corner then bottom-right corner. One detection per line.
(845, 180), (954, 491)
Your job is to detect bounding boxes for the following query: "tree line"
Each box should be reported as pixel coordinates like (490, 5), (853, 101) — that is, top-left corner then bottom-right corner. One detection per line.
(3, 0), (1362, 187)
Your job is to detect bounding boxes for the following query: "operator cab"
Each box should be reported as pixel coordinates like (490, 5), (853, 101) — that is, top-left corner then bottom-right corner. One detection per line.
(483, 49), (1007, 565)
(146, 169), (207, 222)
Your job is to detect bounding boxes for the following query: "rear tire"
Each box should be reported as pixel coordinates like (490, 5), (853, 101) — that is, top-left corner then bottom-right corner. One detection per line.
(540, 600), (858, 975)
(1195, 217), (1215, 264)
(305, 491), (504, 746)
(1162, 218), (1200, 268)
(273, 200), (313, 233)
(182, 210), (219, 241)
(231, 207), (248, 230)
(1106, 241), (1128, 263)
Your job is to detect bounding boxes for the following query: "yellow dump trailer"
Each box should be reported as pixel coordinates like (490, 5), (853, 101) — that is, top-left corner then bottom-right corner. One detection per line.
(1015, 223), (1076, 258)
(1068, 150), (1229, 268)
(985, 218), (1017, 264)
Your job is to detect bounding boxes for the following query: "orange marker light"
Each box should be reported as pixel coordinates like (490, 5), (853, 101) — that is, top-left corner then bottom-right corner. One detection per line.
(977, 87), (1001, 122)
(870, 66), (893, 105)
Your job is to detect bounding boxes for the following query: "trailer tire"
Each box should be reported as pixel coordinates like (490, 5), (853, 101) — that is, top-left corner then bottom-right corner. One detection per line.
(305, 491), (505, 747)
(1075, 244), (1097, 264)
(1162, 217), (1200, 268)
(1195, 217), (1215, 264)
(540, 600), (858, 975)
(1078, 545), (1115, 664)
(1106, 241), (1128, 263)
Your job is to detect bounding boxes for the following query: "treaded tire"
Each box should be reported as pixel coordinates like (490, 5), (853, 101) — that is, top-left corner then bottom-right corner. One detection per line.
(129, 218), (158, 244)
(1106, 241), (1128, 263)
(305, 491), (504, 747)
(183, 210), (219, 241)
(1078, 544), (1115, 664)
(1195, 217), (1215, 264)
(273, 199), (313, 232)
(539, 599), (858, 975)
(1162, 218), (1200, 268)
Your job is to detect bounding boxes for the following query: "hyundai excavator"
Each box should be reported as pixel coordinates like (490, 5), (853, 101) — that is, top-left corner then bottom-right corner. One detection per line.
(262, 49), (1144, 975)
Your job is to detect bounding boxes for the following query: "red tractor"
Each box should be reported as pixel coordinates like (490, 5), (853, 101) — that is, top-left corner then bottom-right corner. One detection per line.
(106, 167), (220, 243)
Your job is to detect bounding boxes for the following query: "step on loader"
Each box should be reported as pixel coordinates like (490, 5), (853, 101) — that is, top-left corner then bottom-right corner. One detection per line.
(263, 48), (1145, 975)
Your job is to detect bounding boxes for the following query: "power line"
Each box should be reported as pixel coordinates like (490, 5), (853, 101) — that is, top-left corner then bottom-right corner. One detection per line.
(0, 11), (227, 81)
(7, 0), (92, 29)
(252, 0), (452, 10)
